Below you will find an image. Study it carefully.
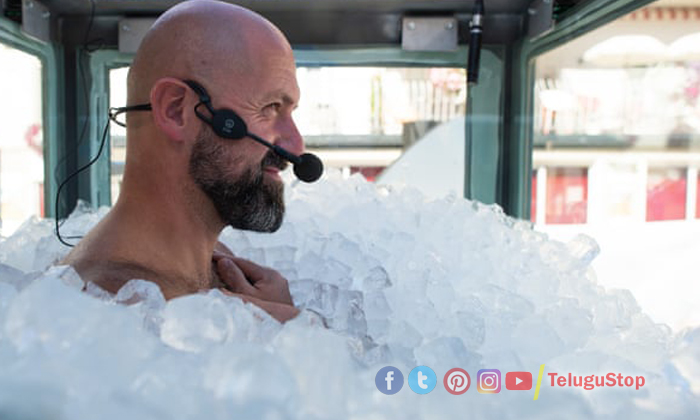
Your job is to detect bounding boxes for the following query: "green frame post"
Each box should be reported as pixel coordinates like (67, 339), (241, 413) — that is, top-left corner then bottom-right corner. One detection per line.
(87, 50), (133, 206)
(467, 49), (503, 205)
(507, 0), (657, 220)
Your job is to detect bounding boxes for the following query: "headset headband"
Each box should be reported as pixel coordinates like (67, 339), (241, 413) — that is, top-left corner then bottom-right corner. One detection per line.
(108, 79), (210, 127)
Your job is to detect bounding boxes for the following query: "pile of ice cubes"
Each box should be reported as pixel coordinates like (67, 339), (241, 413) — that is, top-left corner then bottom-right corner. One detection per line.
(0, 170), (698, 419)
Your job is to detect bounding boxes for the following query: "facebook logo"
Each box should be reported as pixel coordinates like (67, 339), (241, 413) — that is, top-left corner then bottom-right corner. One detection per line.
(408, 366), (437, 394)
(375, 366), (404, 395)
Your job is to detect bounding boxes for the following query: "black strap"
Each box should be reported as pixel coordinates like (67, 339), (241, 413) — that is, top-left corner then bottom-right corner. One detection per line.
(108, 103), (152, 127)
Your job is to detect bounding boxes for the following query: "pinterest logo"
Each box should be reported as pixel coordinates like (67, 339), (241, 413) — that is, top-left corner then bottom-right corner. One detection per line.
(443, 368), (471, 395)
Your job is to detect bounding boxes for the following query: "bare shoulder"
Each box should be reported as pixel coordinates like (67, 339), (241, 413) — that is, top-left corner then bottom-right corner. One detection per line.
(58, 226), (159, 295)
(67, 256), (161, 296)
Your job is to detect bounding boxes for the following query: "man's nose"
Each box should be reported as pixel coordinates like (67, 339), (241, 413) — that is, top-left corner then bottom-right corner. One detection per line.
(274, 117), (304, 157)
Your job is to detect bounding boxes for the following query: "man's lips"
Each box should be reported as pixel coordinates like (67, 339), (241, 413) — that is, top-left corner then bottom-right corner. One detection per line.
(263, 166), (283, 179)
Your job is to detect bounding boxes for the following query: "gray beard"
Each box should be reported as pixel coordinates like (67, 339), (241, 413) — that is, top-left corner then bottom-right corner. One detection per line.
(188, 126), (285, 232)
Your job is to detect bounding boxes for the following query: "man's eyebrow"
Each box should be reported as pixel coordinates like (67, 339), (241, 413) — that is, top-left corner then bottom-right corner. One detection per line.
(262, 91), (298, 106)
(281, 94), (297, 107)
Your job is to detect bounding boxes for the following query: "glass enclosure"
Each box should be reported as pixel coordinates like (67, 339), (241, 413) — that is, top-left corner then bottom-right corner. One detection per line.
(1, 0), (695, 331)
(0, 43), (44, 237)
(531, 0), (700, 329)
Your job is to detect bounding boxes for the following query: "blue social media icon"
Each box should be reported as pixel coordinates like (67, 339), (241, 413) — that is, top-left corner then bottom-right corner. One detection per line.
(375, 366), (404, 395)
(408, 366), (437, 394)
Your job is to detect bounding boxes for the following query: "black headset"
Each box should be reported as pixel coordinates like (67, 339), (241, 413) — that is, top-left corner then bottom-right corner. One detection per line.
(186, 80), (250, 139)
(110, 79), (248, 139)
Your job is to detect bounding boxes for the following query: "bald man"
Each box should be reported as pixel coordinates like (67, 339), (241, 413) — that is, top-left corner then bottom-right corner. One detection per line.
(61, 0), (302, 322)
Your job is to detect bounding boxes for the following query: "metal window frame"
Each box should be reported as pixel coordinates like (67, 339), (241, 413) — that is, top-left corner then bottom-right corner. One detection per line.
(87, 49), (132, 206)
(507, 0), (657, 220)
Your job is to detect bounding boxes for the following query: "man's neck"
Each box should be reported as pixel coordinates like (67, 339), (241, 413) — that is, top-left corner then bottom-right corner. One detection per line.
(113, 186), (222, 285)
(64, 177), (226, 296)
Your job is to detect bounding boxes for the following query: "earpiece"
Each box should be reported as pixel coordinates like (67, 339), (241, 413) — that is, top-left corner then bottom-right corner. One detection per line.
(184, 80), (248, 140)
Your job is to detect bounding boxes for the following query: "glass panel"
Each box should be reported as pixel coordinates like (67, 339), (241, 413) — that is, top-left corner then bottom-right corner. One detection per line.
(296, 67), (466, 184)
(530, 171), (537, 223)
(109, 67), (128, 203)
(0, 43), (44, 237)
(532, 0), (700, 330)
(696, 171), (700, 219)
(109, 65), (467, 203)
(535, 54), (699, 149)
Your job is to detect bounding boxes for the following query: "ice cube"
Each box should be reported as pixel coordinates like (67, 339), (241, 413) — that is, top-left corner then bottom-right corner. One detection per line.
(289, 279), (339, 319)
(544, 298), (594, 351)
(321, 232), (364, 268)
(566, 234), (601, 268)
(264, 245), (297, 267)
(160, 293), (236, 352)
(33, 234), (69, 272)
(0, 263), (35, 291)
(116, 279), (167, 335)
(235, 247), (266, 265)
(328, 290), (366, 337)
(672, 327), (700, 395)
(414, 336), (482, 374)
(0, 216), (53, 272)
(362, 266), (392, 291)
(364, 291), (391, 320)
(320, 258), (353, 289)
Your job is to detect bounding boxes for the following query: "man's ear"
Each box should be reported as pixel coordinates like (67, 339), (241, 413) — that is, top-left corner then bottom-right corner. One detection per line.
(149, 78), (196, 143)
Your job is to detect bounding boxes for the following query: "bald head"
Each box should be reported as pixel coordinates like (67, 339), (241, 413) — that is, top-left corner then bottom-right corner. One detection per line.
(64, 0), (304, 296)
(128, 0), (293, 105)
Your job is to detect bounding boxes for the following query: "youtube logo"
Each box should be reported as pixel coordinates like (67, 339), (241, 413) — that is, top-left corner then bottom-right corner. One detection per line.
(505, 372), (532, 391)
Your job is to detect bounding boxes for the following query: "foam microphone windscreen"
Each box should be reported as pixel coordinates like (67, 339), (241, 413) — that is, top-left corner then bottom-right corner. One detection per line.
(293, 153), (324, 183)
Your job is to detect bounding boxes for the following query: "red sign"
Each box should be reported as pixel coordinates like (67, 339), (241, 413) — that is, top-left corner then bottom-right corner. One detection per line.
(506, 372), (532, 391)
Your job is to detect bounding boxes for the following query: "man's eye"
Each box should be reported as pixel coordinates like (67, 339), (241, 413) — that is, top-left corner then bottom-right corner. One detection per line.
(264, 103), (282, 115)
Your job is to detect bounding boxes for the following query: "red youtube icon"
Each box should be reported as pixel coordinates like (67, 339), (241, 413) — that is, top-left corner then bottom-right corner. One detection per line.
(505, 372), (532, 391)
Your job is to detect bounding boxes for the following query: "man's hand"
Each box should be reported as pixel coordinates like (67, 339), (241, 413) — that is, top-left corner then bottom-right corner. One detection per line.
(213, 253), (294, 306)
(219, 290), (300, 323)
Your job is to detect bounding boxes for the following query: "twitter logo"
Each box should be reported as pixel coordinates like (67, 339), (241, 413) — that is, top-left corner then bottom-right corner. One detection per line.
(408, 366), (437, 394)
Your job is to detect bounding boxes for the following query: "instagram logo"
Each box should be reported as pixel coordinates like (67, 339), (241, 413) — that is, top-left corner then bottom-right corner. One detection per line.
(444, 368), (471, 395)
(477, 369), (501, 394)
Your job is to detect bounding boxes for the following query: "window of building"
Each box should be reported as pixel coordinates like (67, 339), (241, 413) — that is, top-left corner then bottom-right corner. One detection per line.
(646, 167), (687, 221)
(545, 167), (588, 224)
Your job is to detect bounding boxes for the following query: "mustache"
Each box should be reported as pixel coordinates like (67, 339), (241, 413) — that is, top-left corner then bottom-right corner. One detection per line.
(261, 149), (288, 172)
